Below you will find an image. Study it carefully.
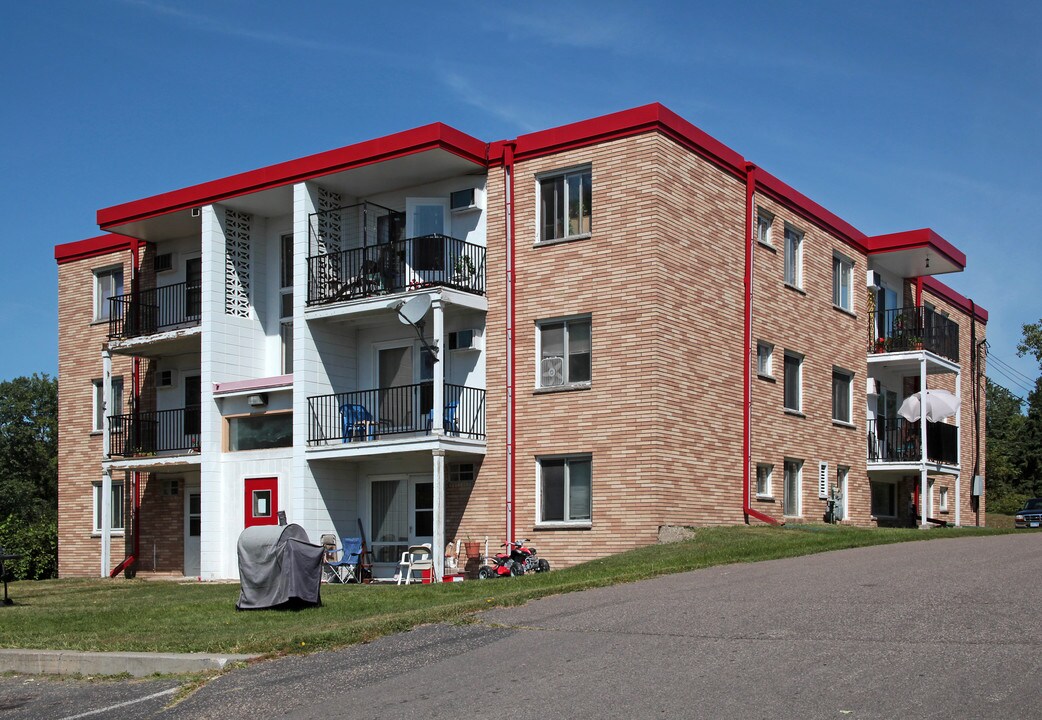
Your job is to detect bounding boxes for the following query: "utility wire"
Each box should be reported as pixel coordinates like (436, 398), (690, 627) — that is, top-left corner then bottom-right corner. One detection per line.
(986, 367), (1029, 402)
(988, 352), (1036, 387)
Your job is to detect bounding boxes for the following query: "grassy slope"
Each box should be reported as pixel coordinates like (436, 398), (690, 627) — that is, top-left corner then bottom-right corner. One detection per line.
(0, 525), (1014, 657)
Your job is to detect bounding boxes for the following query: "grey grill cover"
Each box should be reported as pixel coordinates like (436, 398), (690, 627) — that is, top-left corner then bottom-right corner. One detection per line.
(236, 524), (323, 610)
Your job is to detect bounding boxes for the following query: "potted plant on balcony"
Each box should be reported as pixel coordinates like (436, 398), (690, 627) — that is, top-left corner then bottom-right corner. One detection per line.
(874, 337), (887, 353)
(452, 255), (476, 285)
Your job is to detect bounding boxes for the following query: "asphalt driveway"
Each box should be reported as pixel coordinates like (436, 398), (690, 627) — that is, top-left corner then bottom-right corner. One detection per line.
(2, 532), (1039, 719)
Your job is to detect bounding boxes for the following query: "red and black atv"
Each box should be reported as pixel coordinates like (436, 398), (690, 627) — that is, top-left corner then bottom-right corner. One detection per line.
(478, 539), (550, 579)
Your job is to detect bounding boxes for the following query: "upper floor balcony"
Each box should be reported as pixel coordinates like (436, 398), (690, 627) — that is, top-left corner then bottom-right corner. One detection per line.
(108, 406), (200, 458)
(868, 306), (959, 362)
(307, 382), (485, 447)
(108, 281), (201, 343)
(306, 201), (485, 307)
(867, 417), (959, 467)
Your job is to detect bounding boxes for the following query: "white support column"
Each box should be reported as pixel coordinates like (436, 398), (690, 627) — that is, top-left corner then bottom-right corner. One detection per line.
(920, 356), (928, 528)
(955, 474), (962, 527)
(955, 367), (963, 527)
(100, 348), (113, 577)
(432, 296), (445, 434)
(432, 449), (446, 580)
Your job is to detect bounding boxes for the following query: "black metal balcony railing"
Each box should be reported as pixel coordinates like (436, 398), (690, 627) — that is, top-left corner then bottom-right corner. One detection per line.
(108, 407), (201, 457)
(306, 235), (486, 305)
(867, 418), (959, 465)
(868, 306), (960, 362)
(308, 383), (485, 444)
(108, 282), (202, 340)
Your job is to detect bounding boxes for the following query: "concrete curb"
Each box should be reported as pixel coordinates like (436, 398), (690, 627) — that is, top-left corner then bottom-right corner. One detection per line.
(0, 649), (258, 677)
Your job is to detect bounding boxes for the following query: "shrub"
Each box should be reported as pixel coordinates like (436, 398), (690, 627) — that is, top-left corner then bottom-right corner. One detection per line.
(0, 514), (58, 580)
(987, 493), (1031, 516)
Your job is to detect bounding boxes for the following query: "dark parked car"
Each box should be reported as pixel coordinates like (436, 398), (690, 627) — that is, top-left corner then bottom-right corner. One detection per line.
(1014, 498), (1042, 529)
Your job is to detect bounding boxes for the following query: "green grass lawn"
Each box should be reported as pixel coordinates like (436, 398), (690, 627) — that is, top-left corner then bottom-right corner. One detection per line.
(0, 524), (1013, 658)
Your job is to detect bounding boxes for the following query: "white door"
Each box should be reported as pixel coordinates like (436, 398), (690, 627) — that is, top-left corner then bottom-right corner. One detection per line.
(184, 487), (200, 577)
(368, 476), (434, 569)
(405, 198), (450, 285)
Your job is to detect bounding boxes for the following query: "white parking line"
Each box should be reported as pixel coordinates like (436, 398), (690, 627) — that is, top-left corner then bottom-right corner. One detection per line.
(57, 687), (178, 720)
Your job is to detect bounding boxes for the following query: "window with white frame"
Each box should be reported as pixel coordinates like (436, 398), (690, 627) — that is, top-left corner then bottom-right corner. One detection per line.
(93, 480), (125, 533)
(832, 368), (852, 424)
(756, 463), (773, 498)
(757, 210), (774, 247)
(539, 167), (592, 242)
(833, 253), (853, 311)
(939, 486), (949, 512)
(783, 459), (802, 516)
(280, 234), (293, 374)
(784, 351), (802, 412)
(538, 455), (592, 525)
(784, 226), (803, 288)
(757, 341), (774, 378)
(93, 267), (124, 322)
(92, 377), (123, 432)
(537, 317), (591, 388)
(870, 480), (897, 517)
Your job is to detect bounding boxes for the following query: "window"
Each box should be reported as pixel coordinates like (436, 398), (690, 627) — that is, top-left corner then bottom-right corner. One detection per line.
(832, 368), (852, 424)
(93, 480), (124, 533)
(280, 234), (293, 374)
(784, 352), (802, 412)
(539, 167), (591, 242)
(756, 463), (773, 498)
(92, 377), (123, 432)
(757, 341), (774, 377)
(783, 459), (802, 516)
(870, 480), (897, 517)
(784, 226), (802, 288)
(538, 317), (591, 387)
(538, 456), (592, 525)
(757, 210), (774, 247)
(939, 486), (949, 512)
(227, 413), (293, 451)
(448, 462), (477, 483)
(93, 267), (123, 321)
(833, 253), (853, 311)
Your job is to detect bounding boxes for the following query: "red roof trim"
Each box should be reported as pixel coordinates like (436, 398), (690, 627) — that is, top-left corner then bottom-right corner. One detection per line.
(923, 276), (988, 323)
(867, 228), (966, 270)
(54, 234), (135, 265)
(97, 123), (488, 230)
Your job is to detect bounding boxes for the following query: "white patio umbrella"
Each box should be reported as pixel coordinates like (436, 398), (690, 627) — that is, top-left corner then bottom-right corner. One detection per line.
(897, 389), (960, 423)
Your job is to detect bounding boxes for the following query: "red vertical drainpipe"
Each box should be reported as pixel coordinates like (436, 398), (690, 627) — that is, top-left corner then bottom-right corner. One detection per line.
(504, 141), (517, 544)
(915, 276), (923, 308)
(743, 163), (781, 526)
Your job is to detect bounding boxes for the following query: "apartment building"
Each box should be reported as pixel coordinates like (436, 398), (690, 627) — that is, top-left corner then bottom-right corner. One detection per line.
(54, 104), (987, 580)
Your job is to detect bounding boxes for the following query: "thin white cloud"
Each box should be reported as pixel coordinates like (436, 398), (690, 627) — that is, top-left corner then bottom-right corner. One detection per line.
(439, 71), (540, 133)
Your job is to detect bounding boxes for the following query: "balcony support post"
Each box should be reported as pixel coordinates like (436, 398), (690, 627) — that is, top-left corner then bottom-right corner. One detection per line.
(432, 449), (445, 579)
(920, 356), (928, 527)
(432, 296), (444, 434)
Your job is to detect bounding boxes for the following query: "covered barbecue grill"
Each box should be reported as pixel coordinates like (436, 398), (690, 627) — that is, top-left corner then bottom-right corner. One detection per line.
(236, 523), (324, 610)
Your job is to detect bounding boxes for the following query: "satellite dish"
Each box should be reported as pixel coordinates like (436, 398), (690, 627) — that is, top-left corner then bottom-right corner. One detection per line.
(395, 294), (431, 326)
(390, 294), (439, 363)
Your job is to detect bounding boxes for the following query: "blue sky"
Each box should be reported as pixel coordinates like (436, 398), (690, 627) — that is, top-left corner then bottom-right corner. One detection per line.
(2, 0), (1039, 399)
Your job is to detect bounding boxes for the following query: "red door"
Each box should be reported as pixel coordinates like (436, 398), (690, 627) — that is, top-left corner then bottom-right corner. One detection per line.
(244, 477), (278, 528)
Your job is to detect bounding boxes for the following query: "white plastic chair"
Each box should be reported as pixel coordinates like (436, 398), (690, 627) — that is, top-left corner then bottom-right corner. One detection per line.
(396, 543), (436, 585)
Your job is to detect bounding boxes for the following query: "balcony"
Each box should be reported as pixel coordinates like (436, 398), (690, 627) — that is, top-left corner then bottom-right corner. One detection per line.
(307, 235), (485, 306)
(308, 383), (485, 445)
(868, 306), (959, 362)
(867, 418), (959, 466)
(108, 407), (201, 457)
(108, 281), (201, 341)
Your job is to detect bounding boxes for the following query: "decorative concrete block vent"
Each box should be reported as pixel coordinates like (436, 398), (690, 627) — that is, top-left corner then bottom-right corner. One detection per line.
(657, 525), (697, 544)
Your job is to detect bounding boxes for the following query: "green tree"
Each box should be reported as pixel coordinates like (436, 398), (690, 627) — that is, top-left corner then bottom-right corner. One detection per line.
(985, 378), (1026, 499)
(0, 373), (57, 521)
(1015, 320), (1042, 497)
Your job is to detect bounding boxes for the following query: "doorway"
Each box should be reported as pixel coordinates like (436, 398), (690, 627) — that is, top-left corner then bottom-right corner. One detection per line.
(368, 477), (433, 567)
(244, 477), (279, 528)
(184, 485), (200, 577)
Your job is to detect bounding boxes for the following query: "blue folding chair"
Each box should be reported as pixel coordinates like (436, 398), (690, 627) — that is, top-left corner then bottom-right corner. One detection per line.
(325, 537), (364, 583)
(425, 402), (459, 436)
(340, 403), (376, 442)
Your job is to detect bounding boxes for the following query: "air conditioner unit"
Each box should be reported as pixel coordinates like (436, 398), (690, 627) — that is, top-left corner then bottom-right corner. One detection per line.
(867, 270), (882, 289)
(540, 356), (566, 387)
(450, 187), (482, 213)
(448, 329), (482, 351)
(155, 252), (175, 273)
(866, 378), (879, 396)
(156, 369), (177, 389)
